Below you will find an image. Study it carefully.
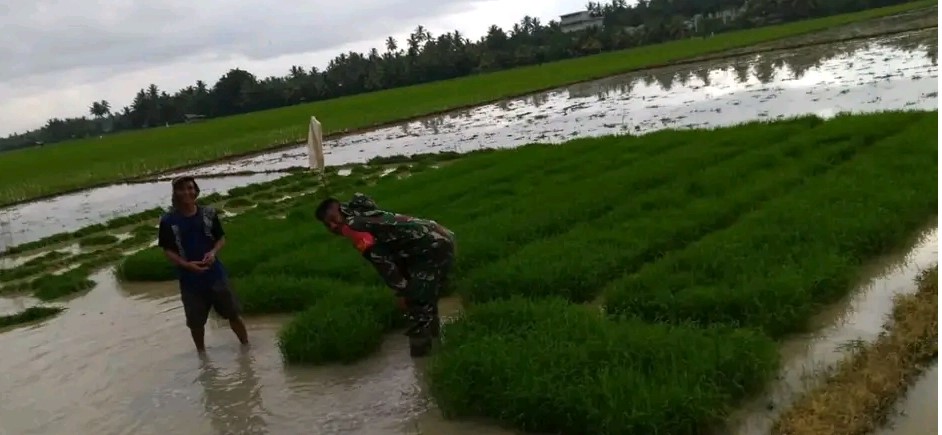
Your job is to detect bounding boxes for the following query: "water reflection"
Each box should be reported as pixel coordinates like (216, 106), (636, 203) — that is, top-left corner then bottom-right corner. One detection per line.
(1, 29), (937, 250)
(197, 352), (269, 435)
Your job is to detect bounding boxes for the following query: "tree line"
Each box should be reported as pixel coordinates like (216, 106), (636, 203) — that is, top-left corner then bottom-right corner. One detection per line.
(0, 0), (916, 152)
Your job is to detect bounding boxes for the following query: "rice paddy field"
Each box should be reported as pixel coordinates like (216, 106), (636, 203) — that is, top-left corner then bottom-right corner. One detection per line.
(0, 1), (934, 207)
(80, 110), (937, 433)
(0, 8), (937, 432)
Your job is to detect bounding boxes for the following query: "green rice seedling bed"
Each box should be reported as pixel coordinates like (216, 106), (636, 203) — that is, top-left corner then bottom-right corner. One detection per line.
(247, 125), (752, 287)
(426, 297), (779, 434)
(458, 111), (919, 304)
(30, 267), (95, 301)
(234, 275), (354, 314)
(0, 250), (71, 283)
(603, 111), (937, 337)
(446, 117), (816, 276)
(247, 136), (680, 285)
(110, 112), (938, 391)
(277, 284), (403, 364)
(0, 306), (65, 329)
(224, 197), (256, 208)
(78, 234), (120, 248)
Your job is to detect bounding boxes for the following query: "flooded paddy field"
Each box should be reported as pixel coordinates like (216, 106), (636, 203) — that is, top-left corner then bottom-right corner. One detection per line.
(0, 26), (936, 249)
(1, 109), (937, 433)
(0, 107), (937, 433)
(2, 106), (919, 434)
(0, 15), (938, 435)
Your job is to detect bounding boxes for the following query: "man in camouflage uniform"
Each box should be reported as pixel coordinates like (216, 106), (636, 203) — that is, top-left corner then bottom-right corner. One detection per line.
(315, 193), (455, 357)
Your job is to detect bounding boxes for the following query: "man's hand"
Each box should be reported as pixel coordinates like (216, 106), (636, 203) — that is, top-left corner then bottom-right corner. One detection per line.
(185, 261), (209, 273)
(201, 251), (216, 266)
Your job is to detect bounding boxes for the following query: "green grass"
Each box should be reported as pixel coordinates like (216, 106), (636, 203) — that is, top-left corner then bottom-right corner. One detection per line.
(603, 113), (938, 337)
(426, 297), (778, 434)
(0, 306), (64, 329)
(111, 111), (937, 430)
(0, 0), (932, 206)
(78, 234), (120, 248)
(30, 267), (95, 301)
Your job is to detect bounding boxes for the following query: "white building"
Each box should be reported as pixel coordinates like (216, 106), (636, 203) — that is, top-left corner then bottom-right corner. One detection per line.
(559, 10), (604, 33)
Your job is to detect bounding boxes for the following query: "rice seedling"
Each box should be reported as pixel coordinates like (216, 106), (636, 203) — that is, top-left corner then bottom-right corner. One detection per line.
(225, 197), (255, 208)
(104, 110), (938, 431)
(603, 112), (937, 337)
(458, 111), (922, 304)
(30, 267), (95, 301)
(78, 234), (120, 248)
(277, 285), (403, 364)
(0, 306), (65, 329)
(426, 297), (779, 434)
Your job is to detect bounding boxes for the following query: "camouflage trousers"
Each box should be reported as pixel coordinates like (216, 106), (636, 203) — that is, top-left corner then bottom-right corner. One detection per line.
(400, 240), (454, 338)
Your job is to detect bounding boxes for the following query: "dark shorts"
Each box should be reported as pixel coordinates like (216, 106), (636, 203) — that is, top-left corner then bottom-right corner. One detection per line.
(181, 278), (242, 329)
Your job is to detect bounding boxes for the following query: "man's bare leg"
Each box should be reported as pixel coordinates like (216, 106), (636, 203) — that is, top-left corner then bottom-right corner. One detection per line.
(190, 326), (207, 353)
(229, 317), (249, 345)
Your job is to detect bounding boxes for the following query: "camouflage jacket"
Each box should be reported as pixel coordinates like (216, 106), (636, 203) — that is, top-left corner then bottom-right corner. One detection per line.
(340, 193), (455, 292)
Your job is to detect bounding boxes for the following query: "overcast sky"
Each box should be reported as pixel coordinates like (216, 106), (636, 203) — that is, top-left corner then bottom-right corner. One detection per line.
(0, 0), (589, 136)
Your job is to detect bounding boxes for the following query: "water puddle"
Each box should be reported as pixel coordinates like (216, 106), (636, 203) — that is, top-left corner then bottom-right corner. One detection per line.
(725, 226), (939, 435)
(0, 29), (936, 249)
(874, 362), (939, 435)
(0, 269), (511, 435)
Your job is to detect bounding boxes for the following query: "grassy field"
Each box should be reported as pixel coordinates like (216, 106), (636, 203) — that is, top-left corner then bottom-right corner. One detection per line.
(109, 110), (937, 432)
(0, 0), (934, 207)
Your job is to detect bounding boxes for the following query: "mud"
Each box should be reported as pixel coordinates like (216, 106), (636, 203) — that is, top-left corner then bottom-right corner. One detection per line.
(874, 363), (939, 435)
(0, 28), (937, 249)
(724, 226), (939, 435)
(0, 269), (516, 435)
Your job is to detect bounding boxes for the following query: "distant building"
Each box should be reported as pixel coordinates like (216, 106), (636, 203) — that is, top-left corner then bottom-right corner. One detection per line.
(559, 10), (604, 34)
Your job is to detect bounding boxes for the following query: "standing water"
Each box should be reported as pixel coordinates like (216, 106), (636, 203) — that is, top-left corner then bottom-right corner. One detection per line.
(874, 363), (939, 435)
(0, 28), (936, 248)
(724, 226), (939, 435)
(0, 270), (511, 435)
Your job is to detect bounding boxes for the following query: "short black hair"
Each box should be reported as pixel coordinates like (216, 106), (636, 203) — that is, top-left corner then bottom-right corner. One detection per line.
(315, 197), (340, 221)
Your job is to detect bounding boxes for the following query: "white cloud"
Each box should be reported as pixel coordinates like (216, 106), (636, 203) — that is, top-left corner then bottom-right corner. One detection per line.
(0, 0), (587, 136)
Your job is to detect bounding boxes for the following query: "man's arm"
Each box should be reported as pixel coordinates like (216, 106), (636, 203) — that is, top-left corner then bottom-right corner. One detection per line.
(363, 248), (408, 293)
(209, 212), (226, 256)
(345, 213), (427, 241)
(157, 219), (190, 268)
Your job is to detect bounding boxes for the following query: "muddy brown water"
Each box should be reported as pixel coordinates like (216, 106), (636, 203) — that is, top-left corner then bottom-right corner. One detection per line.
(874, 363), (938, 435)
(0, 270), (514, 435)
(724, 227), (939, 435)
(0, 27), (937, 249)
